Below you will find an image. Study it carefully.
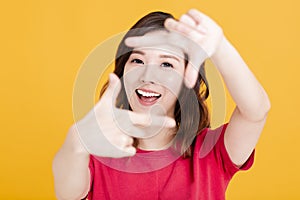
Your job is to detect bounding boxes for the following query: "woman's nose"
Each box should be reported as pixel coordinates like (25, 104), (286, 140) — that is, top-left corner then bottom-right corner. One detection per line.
(139, 65), (156, 84)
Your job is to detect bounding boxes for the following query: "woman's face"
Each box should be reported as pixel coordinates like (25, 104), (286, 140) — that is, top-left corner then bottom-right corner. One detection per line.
(123, 31), (185, 117)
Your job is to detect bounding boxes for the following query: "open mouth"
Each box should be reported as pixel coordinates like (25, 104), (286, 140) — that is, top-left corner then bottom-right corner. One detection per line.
(135, 89), (161, 105)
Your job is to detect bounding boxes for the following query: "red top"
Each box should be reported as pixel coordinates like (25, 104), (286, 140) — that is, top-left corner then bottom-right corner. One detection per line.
(87, 124), (255, 200)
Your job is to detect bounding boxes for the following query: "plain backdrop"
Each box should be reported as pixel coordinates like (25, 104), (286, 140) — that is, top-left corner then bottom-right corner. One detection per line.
(0, 0), (299, 199)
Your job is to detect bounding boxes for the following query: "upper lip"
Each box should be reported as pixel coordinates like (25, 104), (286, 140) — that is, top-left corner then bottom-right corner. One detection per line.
(135, 88), (161, 97)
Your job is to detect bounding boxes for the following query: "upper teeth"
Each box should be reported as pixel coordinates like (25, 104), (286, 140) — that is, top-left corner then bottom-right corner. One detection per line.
(137, 89), (160, 97)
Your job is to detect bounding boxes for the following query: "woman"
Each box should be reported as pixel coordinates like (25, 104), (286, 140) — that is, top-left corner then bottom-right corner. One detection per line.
(53, 9), (270, 200)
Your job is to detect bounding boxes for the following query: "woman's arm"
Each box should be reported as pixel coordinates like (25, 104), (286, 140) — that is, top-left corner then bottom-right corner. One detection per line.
(211, 38), (270, 167)
(52, 126), (90, 200)
(163, 9), (270, 166)
(52, 73), (177, 199)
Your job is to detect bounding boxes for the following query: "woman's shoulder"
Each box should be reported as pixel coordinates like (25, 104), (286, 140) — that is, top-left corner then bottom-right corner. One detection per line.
(195, 123), (228, 143)
(193, 123), (255, 175)
(193, 123), (228, 158)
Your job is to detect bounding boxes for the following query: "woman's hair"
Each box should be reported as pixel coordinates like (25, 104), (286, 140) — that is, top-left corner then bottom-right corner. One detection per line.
(100, 11), (210, 157)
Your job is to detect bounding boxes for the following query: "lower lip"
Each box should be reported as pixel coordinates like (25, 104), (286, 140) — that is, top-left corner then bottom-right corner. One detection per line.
(136, 93), (159, 106)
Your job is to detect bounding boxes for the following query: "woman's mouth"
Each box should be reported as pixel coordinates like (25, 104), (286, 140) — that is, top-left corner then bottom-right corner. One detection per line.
(135, 89), (161, 106)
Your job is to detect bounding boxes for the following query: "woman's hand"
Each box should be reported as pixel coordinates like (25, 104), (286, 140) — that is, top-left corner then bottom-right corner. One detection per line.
(125, 9), (225, 88)
(74, 73), (176, 158)
(166, 9), (224, 58)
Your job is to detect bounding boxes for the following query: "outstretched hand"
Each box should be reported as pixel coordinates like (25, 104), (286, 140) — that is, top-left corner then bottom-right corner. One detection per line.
(74, 73), (176, 158)
(125, 9), (224, 88)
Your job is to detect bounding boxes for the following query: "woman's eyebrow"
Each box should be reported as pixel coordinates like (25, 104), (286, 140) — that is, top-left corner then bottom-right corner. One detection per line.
(131, 50), (181, 63)
(160, 55), (180, 63)
(131, 50), (145, 55)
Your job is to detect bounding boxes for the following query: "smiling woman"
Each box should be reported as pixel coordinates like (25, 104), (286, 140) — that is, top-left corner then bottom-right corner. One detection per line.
(101, 13), (210, 156)
(123, 45), (188, 151)
(52, 9), (270, 200)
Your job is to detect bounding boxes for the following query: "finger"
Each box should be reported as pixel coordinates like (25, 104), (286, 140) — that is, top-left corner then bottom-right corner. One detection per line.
(186, 10), (209, 34)
(179, 14), (197, 27)
(124, 125), (172, 139)
(126, 29), (192, 57)
(187, 9), (207, 25)
(127, 111), (176, 128)
(118, 134), (134, 148)
(184, 62), (199, 88)
(122, 135), (134, 147)
(179, 14), (208, 38)
(125, 35), (166, 48)
(165, 18), (199, 38)
(103, 73), (121, 104)
(126, 137), (134, 146)
(117, 118), (176, 138)
(123, 146), (136, 156)
(113, 109), (176, 139)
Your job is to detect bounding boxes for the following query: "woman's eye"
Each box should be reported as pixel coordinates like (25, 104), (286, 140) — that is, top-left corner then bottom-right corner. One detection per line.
(131, 59), (144, 64)
(161, 62), (173, 68)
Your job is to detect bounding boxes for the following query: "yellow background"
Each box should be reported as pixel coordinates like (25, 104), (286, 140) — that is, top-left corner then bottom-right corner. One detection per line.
(0, 0), (299, 199)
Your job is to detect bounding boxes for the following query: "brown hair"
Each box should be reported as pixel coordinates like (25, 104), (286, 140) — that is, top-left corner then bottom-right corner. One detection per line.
(100, 11), (210, 157)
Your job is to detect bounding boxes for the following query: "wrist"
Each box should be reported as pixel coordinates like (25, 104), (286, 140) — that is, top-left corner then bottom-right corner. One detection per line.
(67, 125), (90, 157)
(210, 36), (229, 62)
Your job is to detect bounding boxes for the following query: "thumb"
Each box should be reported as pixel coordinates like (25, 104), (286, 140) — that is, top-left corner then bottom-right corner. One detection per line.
(184, 63), (198, 88)
(104, 73), (122, 104)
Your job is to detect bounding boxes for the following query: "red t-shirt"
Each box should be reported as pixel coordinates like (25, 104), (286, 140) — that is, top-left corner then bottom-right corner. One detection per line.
(87, 124), (255, 200)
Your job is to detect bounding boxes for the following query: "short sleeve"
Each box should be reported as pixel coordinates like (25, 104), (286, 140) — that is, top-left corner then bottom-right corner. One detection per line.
(217, 123), (255, 176)
(198, 123), (255, 178)
(214, 123), (255, 176)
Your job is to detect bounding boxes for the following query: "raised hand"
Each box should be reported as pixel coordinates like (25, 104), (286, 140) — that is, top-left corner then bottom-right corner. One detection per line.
(74, 73), (176, 158)
(125, 9), (225, 88)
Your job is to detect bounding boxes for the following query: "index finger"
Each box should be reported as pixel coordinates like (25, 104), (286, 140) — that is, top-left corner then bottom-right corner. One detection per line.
(113, 109), (176, 138)
(125, 34), (166, 48)
(128, 111), (176, 128)
(125, 31), (188, 51)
